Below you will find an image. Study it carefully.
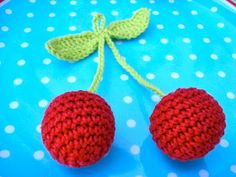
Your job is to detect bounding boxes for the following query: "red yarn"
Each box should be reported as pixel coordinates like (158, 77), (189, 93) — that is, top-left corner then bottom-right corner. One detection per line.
(41, 90), (115, 167)
(150, 88), (226, 161)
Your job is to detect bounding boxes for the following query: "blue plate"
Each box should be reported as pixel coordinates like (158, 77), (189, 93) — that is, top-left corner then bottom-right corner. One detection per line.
(0, 0), (236, 176)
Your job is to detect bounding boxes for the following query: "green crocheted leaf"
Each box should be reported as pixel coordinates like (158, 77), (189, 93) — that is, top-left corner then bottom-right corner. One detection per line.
(107, 8), (150, 40)
(46, 32), (98, 62)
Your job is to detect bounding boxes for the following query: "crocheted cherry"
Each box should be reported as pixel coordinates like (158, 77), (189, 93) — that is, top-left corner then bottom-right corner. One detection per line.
(43, 8), (151, 167)
(149, 88), (226, 161)
(41, 90), (115, 167)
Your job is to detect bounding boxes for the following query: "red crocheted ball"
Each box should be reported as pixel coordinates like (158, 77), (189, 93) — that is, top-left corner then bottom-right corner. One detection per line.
(41, 90), (115, 168)
(150, 88), (226, 161)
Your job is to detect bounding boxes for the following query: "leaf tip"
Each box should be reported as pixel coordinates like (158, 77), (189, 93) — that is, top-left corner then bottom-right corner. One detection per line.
(135, 8), (150, 18)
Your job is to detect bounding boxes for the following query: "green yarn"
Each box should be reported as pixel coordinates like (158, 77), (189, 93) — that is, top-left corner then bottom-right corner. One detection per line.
(89, 14), (106, 93)
(105, 35), (165, 97)
(46, 32), (98, 62)
(107, 8), (150, 40)
(46, 8), (165, 97)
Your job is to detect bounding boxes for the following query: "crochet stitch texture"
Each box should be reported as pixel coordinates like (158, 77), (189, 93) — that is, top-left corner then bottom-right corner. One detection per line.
(46, 8), (150, 62)
(150, 88), (226, 161)
(41, 91), (115, 167)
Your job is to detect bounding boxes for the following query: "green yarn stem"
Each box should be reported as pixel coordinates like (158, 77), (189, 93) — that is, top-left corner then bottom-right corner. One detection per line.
(105, 34), (165, 97)
(88, 14), (106, 93)
(88, 36), (105, 93)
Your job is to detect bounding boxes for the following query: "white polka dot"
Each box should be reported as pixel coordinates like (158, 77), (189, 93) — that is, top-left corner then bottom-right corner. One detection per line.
(177, 24), (185, 29)
(197, 24), (204, 29)
(120, 74), (129, 81)
(156, 24), (164, 30)
(230, 165), (236, 173)
(111, 11), (119, 16)
(38, 99), (48, 108)
(203, 38), (211, 43)
(20, 42), (29, 48)
(151, 94), (160, 102)
(33, 150), (44, 160)
(50, 0), (56, 5)
(210, 53), (218, 60)
(189, 54), (197, 60)
(43, 58), (51, 65)
(167, 172), (178, 177)
(9, 101), (19, 109)
(152, 11), (159, 15)
(0, 150), (10, 158)
(13, 78), (23, 86)
(142, 55), (151, 62)
(220, 139), (229, 148)
(149, 0), (156, 4)
(67, 76), (77, 83)
(191, 10), (198, 15)
(224, 37), (232, 43)
(47, 26), (55, 32)
(0, 42), (5, 48)
(130, 0), (136, 4)
(29, 0), (36, 3)
(5, 9), (12, 15)
(17, 59), (26, 66)
(4, 125), (15, 134)
(139, 39), (146, 45)
(232, 53), (236, 59)
(130, 145), (140, 155)
(123, 96), (133, 104)
(91, 11), (98, 16)
(93, 57), (98, 63)
(146, 73), (155, 80)
(160, 38), (168, 44)
(41, 77), (50, 84)
(195, 71), (204, 78)
(217, 71), (226, 78)
(36, 124), (41, 133)
(27, 12), (34, 18)
(90, 0), (97, 4)
(24, 27), (32, 33)
(165, 54), (174, 61)
(199, 169), (209, 177)
(168, 0), (174, 3)
(217, 22), (224, 28)
(69, 26), (77, 31)
(171, 72), (180, 79)
(227, 92), (235, 99)
(211, 6), (218, 13)
(172, 10), (179, 15)
(1, 26), (9, 32)
(49, 12), (56, 17)
(126, 119), (136, 128)
(183, 38), (191, 43)
(69, 12), (77, 17)
(110, 0), (117, 4)
(70, 1), (77, 5)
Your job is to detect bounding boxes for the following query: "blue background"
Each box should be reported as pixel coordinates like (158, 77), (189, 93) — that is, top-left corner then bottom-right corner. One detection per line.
(0, 0), (236, 177)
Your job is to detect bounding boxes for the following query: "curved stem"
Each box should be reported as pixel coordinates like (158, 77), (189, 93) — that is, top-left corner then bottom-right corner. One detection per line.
(105, 35), (165, 97)
(88, 37), (105, 93)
